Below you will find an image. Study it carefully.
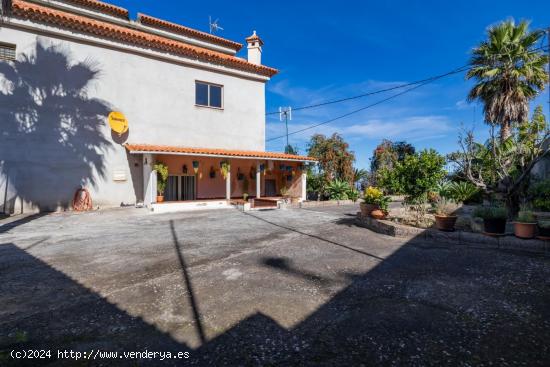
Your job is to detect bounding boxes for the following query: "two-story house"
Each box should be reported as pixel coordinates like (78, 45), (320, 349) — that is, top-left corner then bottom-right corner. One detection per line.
(0, 0), (314, 214)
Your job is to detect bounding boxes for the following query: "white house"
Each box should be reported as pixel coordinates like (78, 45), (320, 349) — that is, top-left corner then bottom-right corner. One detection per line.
(0, 0), (314, 214)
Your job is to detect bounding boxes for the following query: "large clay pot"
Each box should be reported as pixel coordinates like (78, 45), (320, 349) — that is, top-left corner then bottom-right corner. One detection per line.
(483, 218), (506, 234)
(360, 202), (379, 217)
(370, 209), (387, 220)
(156, 195), (164, 203)
(434, 215), (457, 232)
(513, 222), (536, 239)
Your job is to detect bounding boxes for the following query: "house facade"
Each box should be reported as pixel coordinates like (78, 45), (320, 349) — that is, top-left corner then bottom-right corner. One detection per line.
(0, 0), (314, 214)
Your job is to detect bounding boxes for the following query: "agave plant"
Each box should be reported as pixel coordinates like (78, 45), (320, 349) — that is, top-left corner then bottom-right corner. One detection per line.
(325, 179), (351, 200)
(448, 181), (479, 203)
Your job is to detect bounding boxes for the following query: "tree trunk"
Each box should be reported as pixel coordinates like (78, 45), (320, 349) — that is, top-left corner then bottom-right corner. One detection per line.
(500, 121), (512, 142)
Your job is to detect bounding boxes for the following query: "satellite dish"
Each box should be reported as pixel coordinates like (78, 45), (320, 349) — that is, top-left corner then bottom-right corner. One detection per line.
(209, 16), (224, 34)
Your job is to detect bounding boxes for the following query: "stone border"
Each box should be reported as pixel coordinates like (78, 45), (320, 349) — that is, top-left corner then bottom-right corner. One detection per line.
(298, 200), (359, 208)
(356, 213), (549, 254)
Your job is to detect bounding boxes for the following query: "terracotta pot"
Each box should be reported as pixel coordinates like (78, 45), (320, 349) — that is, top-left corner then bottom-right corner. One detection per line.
(156, 195), (164, 203)
(513, 222), (537, 239)
(434, 215), (457, 232)
(370, 209), (386, 220)
(360, 202), (379, 217)
(483, 218), (506, 234)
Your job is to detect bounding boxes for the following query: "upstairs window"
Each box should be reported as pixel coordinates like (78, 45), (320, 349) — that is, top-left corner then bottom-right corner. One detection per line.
(0, 42), (16, 61)
(195, 81), (223, 109)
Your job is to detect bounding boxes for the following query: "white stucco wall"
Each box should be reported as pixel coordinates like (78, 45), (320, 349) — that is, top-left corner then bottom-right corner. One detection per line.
(0, 22), (268, 213)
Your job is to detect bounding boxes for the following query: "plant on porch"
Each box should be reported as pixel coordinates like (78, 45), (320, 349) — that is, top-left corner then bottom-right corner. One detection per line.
(154, 162), (169, 203)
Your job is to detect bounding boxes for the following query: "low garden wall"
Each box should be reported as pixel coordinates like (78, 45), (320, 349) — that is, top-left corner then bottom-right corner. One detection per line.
(356, 213), (549, 254)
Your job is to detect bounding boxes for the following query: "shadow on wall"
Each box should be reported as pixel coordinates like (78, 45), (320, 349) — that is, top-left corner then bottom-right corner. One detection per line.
(0, 40), (112, 213)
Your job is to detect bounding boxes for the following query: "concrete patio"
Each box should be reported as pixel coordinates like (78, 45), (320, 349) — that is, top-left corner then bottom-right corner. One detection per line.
(1, 204), (549, 366)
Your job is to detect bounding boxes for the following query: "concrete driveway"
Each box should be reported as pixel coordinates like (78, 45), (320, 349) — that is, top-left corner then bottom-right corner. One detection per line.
(1, 205), (549, 366)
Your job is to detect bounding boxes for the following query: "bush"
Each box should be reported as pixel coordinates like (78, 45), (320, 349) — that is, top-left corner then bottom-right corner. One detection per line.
(363, 186), (383, 204)
(434, 197), (458, 216)
(326, 179), (351, 200)
(375, 195), (391, 213)
(529, 179), (550, 211)
(447, 181), (480, 203)
(380, 149), (446, 200)
(473, 205), (507, 219)
(348, 189), (360, 202)
(516, 210), (536, 223)
(154, 162), (169, 195)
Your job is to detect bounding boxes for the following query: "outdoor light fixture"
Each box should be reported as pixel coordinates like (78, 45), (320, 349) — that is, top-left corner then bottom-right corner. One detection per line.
(259, 164), (265, 172)
(192, 160), (199, 174)
(182, 164), (188, 174)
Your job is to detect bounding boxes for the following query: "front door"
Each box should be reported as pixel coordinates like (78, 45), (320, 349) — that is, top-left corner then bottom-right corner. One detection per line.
(265, 179), (276, 197)
(165, 175), (196, 201)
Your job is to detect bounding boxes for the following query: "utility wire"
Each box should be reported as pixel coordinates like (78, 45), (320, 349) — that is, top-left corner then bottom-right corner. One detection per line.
(265, 45), (550, 117)
(266, 44), (550, 143)
(266, 68), (466, 142)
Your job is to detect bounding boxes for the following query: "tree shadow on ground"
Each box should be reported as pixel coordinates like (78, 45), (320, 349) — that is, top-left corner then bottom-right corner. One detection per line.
(0, 40), (112, 213)
(1, 214), (550, 365)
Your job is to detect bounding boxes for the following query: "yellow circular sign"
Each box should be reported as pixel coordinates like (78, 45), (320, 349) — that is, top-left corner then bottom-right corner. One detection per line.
(108, 111), (129, 135)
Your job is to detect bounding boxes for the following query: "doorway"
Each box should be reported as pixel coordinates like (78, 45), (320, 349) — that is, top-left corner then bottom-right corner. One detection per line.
(265, 179), (276, 197)
(165, 175), (196, 201)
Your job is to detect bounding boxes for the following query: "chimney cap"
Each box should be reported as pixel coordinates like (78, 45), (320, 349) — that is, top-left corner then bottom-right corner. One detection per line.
(246, 30), (264, 46)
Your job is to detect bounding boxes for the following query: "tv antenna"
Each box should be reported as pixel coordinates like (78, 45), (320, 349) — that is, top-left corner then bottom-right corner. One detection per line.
(209, 16), (224, 34)
(279, 107), (292, 150)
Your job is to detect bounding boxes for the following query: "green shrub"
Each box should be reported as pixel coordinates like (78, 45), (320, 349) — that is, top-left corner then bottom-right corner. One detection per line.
(381, 149), (446, 200)
(529, 179), (550, 211)
(375, 195), (391, 213)
(473, 205), (507, 219)
(326, 179), (351, 200)
(154, 162), (169, 195)
(516, 211), (536, 223)
(348, 189), (359, 202)
(448, 181), (480, 203)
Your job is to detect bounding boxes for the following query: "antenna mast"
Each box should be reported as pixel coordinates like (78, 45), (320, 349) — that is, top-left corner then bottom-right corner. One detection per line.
(279, 107), (292, 151)
(209, 16), (224, 34)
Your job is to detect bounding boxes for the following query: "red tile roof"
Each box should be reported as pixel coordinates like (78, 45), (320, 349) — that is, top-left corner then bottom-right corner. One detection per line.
(62, 0), (129, 19)
(138, 14), (243, 52)
(11, 0), (278, 77)
(125, 144), (316, 162)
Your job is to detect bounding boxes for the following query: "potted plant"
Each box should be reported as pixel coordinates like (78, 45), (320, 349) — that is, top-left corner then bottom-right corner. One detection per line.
(370, 195), (391, 219)
(154, 162), (168, 203)
(513, 209), (537, 239)
(433, 198), (459, 231)
(537, 220), (550, 237)
(473, 205), (507, 235)
(361, 186), (383, 217)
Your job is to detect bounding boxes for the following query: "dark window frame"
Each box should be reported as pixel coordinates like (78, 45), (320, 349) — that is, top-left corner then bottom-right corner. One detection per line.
(195, 81), (224, 109)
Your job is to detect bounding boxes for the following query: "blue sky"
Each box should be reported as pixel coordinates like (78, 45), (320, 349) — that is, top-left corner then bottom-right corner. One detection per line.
(112, 0), (549, 169)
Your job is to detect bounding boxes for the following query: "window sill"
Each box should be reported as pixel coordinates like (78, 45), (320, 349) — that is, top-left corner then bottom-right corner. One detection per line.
(195, 104), (224, 111)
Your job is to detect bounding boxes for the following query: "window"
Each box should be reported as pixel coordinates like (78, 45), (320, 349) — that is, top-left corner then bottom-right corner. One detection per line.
(0, 42), (16, 61)
(195, 81), (223, 108)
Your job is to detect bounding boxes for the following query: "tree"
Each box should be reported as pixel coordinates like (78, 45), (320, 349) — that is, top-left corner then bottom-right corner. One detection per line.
(448, 106), (549, 214)
(352, 168), (369, 190)
(370, 139), (415, 190)
(466, 19), (548, 142)
(307, 133), (355, 184)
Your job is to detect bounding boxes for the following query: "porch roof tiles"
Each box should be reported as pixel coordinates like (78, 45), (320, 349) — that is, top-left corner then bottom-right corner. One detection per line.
(125, 144), (316, 162)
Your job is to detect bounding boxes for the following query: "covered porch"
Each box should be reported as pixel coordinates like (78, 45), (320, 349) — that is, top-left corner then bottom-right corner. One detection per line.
(125, 144), (316, 212)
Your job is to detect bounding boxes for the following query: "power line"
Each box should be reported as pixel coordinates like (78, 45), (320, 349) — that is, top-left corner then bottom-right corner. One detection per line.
(265, 45), (550, 117)
(266, 69), (465, 142)
(266, 44), (550, 143)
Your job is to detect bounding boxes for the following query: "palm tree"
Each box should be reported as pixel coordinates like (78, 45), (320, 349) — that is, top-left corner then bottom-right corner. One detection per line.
(466, 19), (548, 142)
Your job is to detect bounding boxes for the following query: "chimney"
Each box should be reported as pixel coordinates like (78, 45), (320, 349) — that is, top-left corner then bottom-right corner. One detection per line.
(246, 30), (263, 65)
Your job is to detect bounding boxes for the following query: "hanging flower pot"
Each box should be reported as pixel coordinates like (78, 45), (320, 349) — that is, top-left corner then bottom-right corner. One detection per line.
(192, 160), (199, 174)
(209, 166), (216, 178)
